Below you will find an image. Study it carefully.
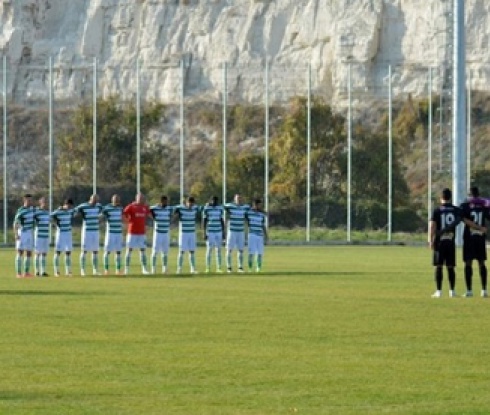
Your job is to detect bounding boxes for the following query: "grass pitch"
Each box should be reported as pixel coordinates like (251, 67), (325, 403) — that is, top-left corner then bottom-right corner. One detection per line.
(1, 246), (489, 414)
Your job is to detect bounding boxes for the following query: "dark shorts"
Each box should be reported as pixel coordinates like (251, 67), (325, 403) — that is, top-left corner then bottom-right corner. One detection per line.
(433, 240), (456, 267)
(463, 235), (487, 262)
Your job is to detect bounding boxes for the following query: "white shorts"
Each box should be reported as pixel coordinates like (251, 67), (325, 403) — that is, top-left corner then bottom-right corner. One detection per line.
(55, 232), (72, 252)
(16, 231), (34, 251)
(35, 237), (49, 254)
(179, 232), (196, 252)
(81, 230), (100, 252)
(105, 233), (123, 252)
(248, 234), (264, 255)
(152, 232), (170, 253)
(206, 232), (223, 248)
(126, 234), (146, 250)
(227, 231), (245, 251)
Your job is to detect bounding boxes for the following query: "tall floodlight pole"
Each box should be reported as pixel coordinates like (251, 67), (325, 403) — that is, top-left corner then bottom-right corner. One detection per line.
(387, 65), (393, 242)
(179, 59), (185, 201)
(2, 56), (7, 244)
(92, 57), (97, 195)
(136, 59), (141, 194)
(306, 64), (312, 243)
(452, 0), (466, 210)
(222, 62), (228, 205)
(347, 63), (352, 243)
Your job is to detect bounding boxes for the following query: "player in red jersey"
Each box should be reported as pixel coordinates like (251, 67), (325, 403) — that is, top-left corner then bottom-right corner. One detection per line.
(123, 193), (151, 275)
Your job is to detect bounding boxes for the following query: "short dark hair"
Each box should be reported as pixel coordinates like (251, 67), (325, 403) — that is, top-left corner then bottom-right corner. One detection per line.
(187, 196), (195, 204)
(442, 188), (452, 201)
(160, 195), (168, 203)
(210, 196), (219, 204)
(64, 198), (73, 205)
(253, 198), (262, 206)
(24, 193), (32, 198)
(470, 186), (480, 197)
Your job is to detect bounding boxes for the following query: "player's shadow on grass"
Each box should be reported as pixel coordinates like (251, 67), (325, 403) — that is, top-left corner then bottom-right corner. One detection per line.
(120, 271), (367, 279)
(0, 290), (104, 296)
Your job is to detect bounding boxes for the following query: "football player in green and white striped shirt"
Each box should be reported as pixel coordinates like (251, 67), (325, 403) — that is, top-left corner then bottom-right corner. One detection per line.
(100, 194), (124, 275)
(33, 196), (51, 277)
(224, 194), (250, 273)
(51, 198), (75, 276)
(245, 199), (268, 272)
(202, 196), (225, 273)
(13, 194), (35, 278)
(174, 196), (201, 274)
(150, 196), (174, 274)
(75, 194), (103, 276)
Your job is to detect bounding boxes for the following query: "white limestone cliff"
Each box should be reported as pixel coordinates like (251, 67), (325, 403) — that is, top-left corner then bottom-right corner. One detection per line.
(0, 0), (489, 105)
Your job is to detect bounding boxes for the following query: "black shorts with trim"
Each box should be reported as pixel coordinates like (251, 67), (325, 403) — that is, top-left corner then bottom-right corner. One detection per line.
(433, 240), (456, 267)
(463, 234), (487, 262)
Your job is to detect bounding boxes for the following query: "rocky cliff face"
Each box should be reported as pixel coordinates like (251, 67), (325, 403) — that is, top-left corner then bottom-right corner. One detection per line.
(0, 0), (489, 105)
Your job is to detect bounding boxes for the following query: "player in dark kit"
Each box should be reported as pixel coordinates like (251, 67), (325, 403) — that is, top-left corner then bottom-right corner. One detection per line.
(428, 188), (486, 298)
(460, 186), (490, 298)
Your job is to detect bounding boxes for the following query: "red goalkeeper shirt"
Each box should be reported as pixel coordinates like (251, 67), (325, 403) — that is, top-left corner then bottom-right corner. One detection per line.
(123, 202), (151, 235)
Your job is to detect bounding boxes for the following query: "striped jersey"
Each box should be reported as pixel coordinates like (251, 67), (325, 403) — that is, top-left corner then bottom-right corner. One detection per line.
(75, 202), (103, 232)
(175, 205), (200, 234)
(150, 205), (174, 234)
(14, 206), (35, 232)
(51, 208), (75, 233)
(224, 203), (249, 233)
(101, 204), (123, 234)
(34, 208), (51, 239)
(246, 209), (267, 236)
(203, 204), (224, 234)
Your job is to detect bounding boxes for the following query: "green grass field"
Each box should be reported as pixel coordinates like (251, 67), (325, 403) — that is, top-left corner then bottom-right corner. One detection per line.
(1, 246), (489, 414)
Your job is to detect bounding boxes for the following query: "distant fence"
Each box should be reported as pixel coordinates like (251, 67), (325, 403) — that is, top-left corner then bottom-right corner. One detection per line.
(1, 56), (489, 243)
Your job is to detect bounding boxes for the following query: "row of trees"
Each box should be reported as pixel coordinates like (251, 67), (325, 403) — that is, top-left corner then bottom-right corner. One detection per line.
(9, 91), (490, 231)
(48, 96), (423, 230)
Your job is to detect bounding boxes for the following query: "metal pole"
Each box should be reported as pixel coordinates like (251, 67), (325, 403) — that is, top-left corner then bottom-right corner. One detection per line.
(179, 59), (185, 201)
(92, 57), (97, 195)
(222, 62), (227, 205)
(438, 92), (443, 172)
(48, 57), (54, 242)
(453, 0), (466, 248)
(452, 0), (466, 207)
(264, 61), (269, 220)
(347, 63), (352, 243)
(136, 58), (141, 193)
(467, 70), (471, 189)
(306, 64), (311, 242)
(428, 67), (433, 223)
(2, 56), (7, 244)
(387, 65), (393, 242)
